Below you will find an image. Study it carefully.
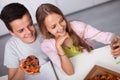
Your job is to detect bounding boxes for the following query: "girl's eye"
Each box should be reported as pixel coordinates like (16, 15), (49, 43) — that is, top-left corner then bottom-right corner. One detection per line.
(51, 25), (56, 29)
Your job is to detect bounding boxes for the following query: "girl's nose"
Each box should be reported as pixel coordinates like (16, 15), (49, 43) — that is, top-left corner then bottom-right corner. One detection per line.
(58, 24), (63, 29)
(57, 25), (63, 33)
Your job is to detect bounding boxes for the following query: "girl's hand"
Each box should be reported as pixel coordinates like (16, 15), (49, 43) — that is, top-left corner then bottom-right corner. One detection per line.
(111, 37), (120, 58)
(55, 33), (69, 56)
(56, 33), (69, 46)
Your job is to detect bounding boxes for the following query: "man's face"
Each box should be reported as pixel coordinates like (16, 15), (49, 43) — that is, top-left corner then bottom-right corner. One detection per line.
(9, 13), (36, 43)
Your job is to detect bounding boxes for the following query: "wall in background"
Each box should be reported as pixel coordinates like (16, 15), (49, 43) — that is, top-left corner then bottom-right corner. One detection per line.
(0, 0), (111, 36)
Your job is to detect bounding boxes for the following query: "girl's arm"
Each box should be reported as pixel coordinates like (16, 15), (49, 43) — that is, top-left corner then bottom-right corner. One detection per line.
(70, 21), (114, 44)
(55, 33), (74, 75)
(41, 38), (74, 75)
(56, 44), (74, 75)
(71, 21), (120, 58)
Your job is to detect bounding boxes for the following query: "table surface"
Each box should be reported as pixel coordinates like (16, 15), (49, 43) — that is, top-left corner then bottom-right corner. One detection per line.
(54, 46), (120, 80)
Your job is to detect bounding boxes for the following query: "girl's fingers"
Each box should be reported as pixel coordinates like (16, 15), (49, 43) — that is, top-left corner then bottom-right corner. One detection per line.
(112, 44), (119, 49)
(111, 48), (120, 57)
(111, 37), (120, 58)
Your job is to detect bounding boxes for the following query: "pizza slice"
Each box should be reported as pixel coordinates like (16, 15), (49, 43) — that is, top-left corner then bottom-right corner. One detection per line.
(21, 55), (40, 73)
(92, 74), (119, 80)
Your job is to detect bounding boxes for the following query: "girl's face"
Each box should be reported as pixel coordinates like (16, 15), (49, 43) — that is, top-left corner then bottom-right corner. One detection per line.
(44, 13), (67, 38)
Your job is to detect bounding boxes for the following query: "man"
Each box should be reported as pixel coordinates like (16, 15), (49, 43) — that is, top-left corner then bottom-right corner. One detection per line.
(0, 3), (56, 80)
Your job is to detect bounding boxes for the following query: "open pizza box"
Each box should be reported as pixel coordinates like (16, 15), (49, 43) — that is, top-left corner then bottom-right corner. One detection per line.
(84, 65), (120, 80)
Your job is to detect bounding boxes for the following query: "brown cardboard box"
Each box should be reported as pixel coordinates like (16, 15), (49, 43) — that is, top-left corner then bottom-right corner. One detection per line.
(84, 65), (120, 80)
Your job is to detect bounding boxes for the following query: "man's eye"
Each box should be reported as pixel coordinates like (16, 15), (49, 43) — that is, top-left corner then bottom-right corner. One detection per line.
(27, 23), (34, 29)
(29, 23), (34, 26)
(60, 18), (64, 23)
(18, 29), (24, 33)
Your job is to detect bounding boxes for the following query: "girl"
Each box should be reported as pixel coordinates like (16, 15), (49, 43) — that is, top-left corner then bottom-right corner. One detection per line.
(36, 3), (120, 75)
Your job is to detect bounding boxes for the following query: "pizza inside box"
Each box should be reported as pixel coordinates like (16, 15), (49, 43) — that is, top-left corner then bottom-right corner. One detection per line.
(84, 65), (120, 80)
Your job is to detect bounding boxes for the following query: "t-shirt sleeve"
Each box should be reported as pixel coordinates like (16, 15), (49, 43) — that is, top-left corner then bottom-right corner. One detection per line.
(4, 42), (19, 68)
(70, 21), (114, 44)
(41, 40), (63, 72)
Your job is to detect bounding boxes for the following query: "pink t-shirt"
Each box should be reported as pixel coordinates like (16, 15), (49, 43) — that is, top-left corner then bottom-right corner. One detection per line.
(41, 21), (114, 73)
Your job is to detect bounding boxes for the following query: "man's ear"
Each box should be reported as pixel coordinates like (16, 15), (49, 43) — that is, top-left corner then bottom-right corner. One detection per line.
(9, 30), (15, 35)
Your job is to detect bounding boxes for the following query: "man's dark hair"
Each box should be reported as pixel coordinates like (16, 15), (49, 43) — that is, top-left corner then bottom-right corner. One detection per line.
(0, 3), (31, 31)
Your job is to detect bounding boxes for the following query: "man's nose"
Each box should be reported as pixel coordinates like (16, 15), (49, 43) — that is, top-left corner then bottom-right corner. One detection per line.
(25, 28), (31, 33)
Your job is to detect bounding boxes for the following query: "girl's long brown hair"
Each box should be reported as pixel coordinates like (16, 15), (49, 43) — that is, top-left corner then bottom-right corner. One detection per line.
(36, 3), (93, 52)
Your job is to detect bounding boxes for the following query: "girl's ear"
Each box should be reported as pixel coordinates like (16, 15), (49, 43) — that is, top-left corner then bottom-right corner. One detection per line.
(9, 30), (15, 36)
